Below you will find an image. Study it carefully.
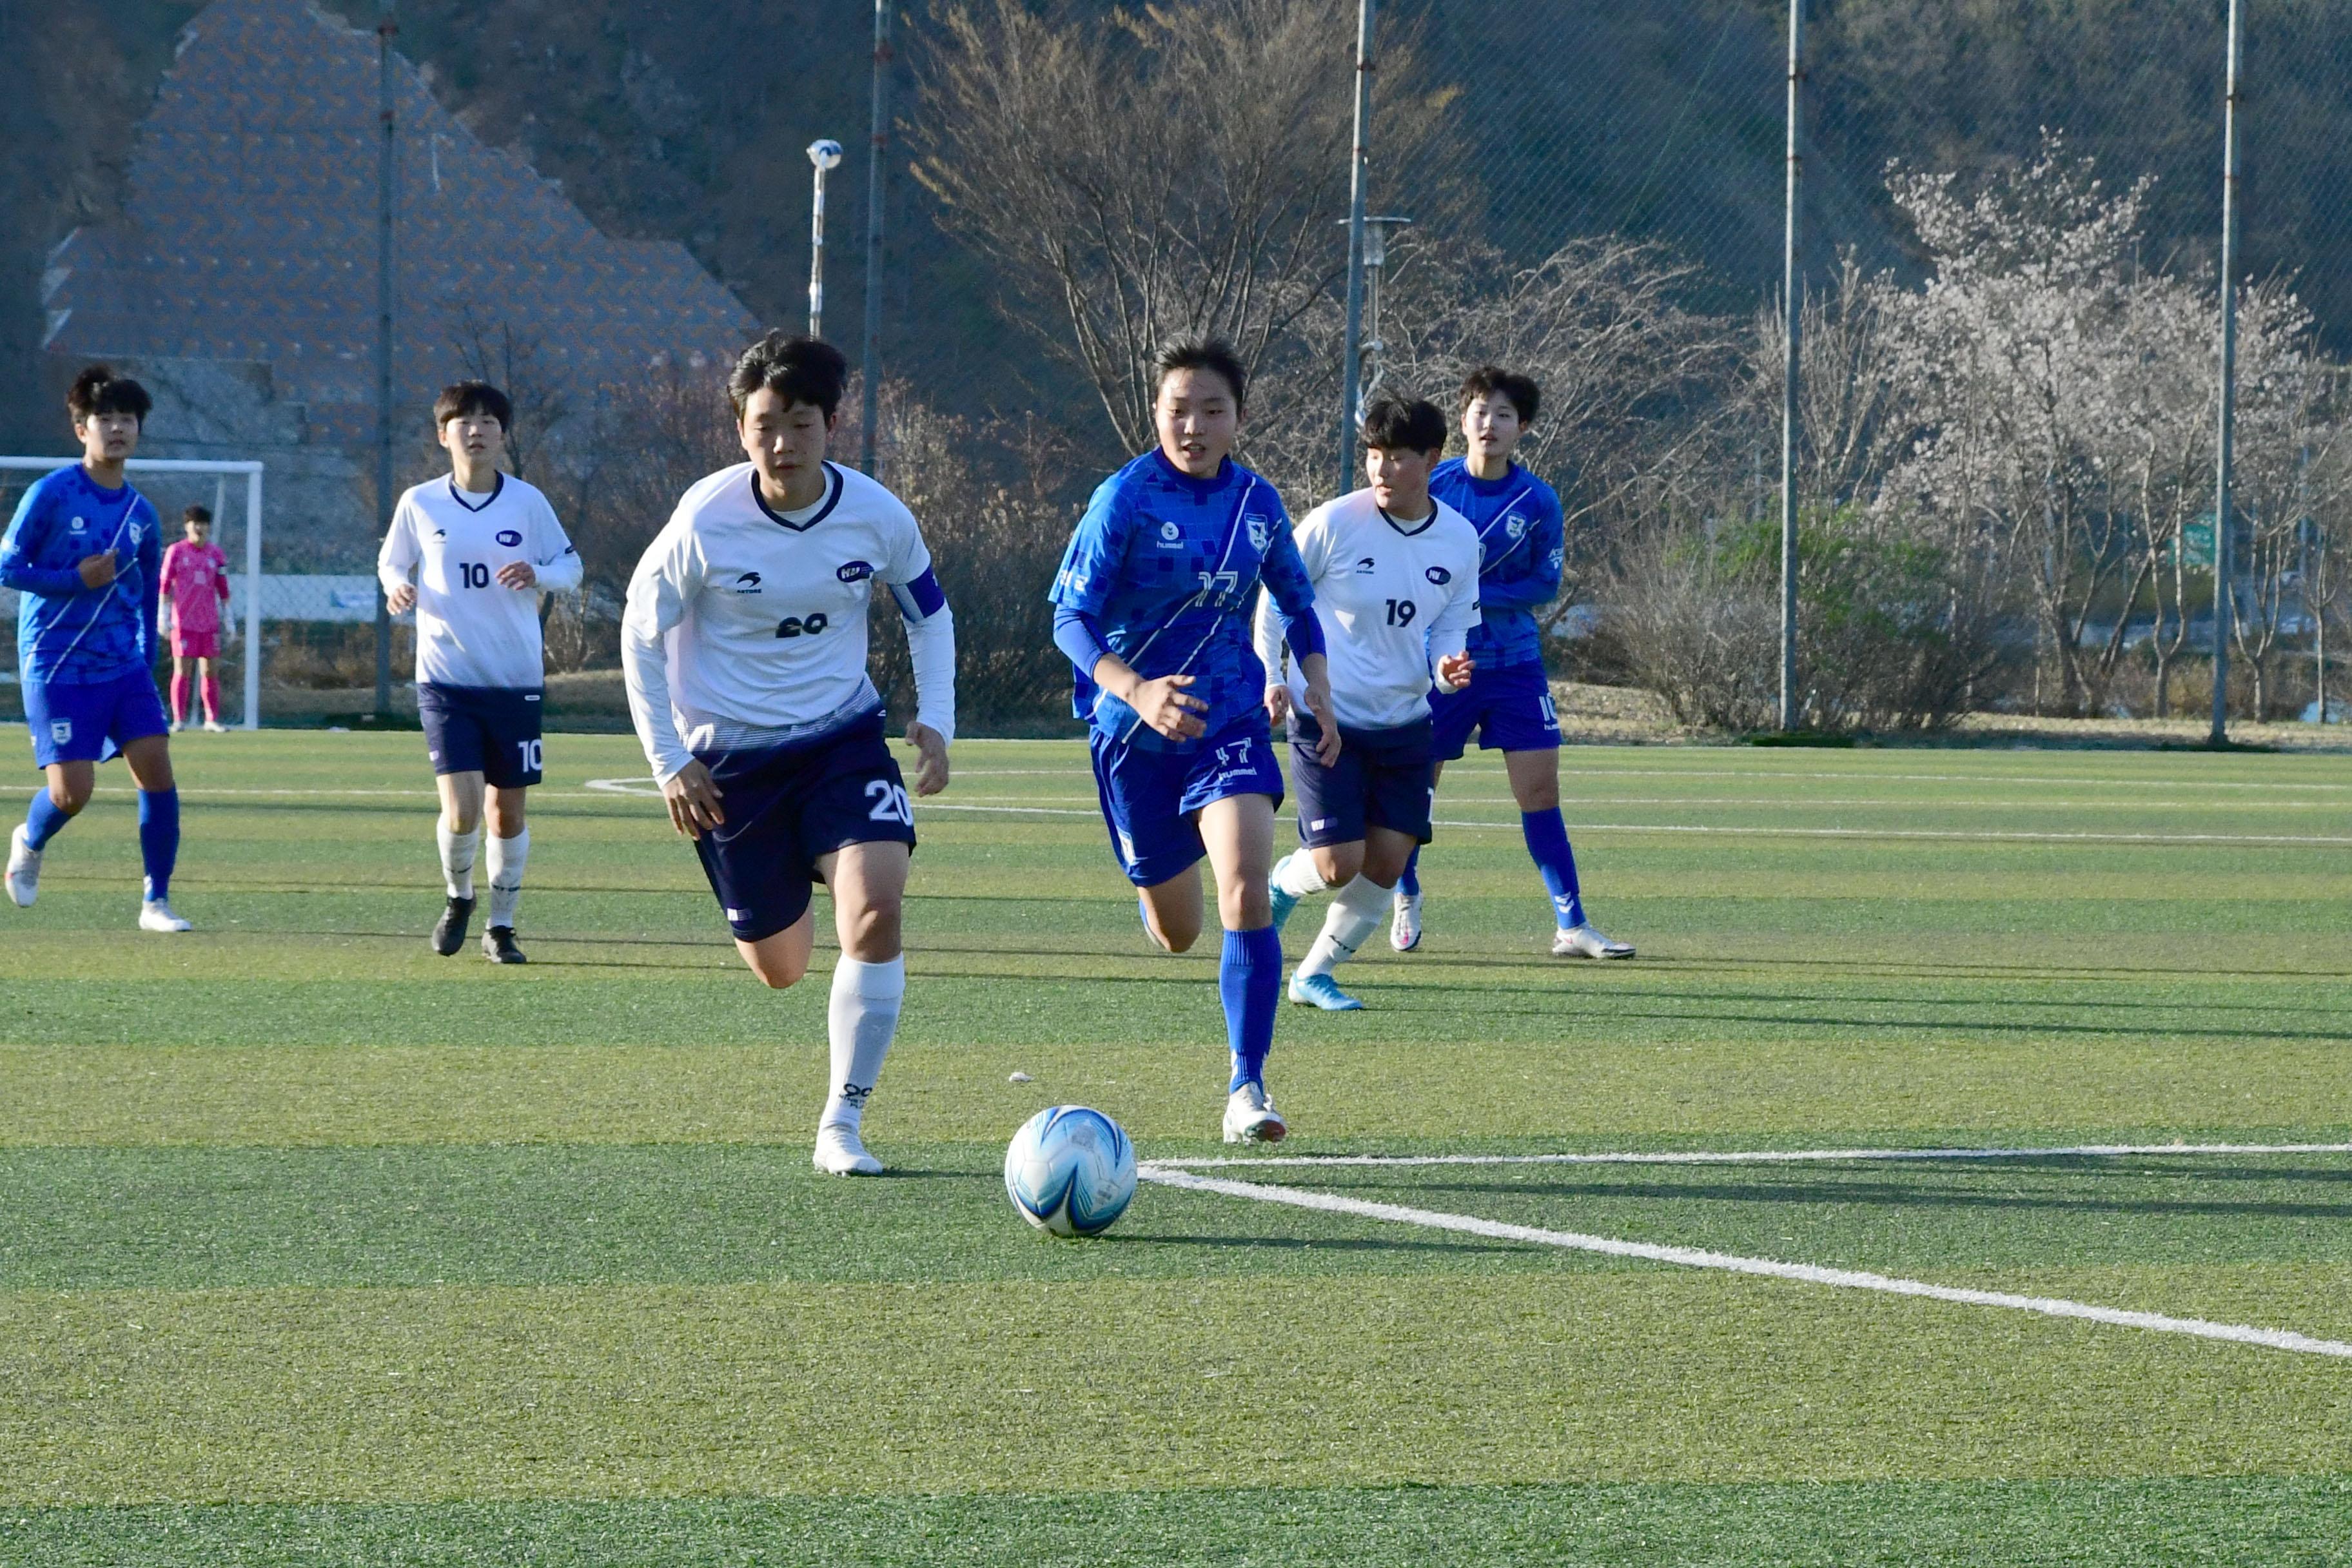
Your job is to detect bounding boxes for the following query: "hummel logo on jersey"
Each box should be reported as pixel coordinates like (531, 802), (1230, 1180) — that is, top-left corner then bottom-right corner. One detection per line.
(1356, 556), (1378, 573)
(836, 560), (874, 583)
(1157, 520), (1182, 545)
(69, 517), (86, 533)
(496, 529), (523, 547)
(732, 571), (763, 593)
(1426, 565), (1453, 585)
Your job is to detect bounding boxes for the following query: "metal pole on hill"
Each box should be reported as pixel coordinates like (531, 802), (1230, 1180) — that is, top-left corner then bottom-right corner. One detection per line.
(807, 139), (843, 337)
(1777, 0), (1805, 733)
(1337, 0), (1375, 495)
(373, 1), (398, 719)
(2210, 0), (2244, 747)
(858, 0), (892, 478)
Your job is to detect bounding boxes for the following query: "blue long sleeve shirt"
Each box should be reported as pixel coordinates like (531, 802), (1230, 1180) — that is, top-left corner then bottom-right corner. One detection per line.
(1428, 457), (1565, 670)
(1049, 449), (1317, 752)
(1, 464), (164, 685)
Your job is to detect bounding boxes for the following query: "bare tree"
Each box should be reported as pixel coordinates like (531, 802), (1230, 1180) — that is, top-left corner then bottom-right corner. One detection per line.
(912, 0), (1454, 451)
(449, 305), (571, 483)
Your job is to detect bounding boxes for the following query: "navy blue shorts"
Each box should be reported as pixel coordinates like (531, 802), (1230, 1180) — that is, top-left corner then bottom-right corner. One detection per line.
(1287, 714), (1435, 848)
(23, 670), (170, 768)
(1089, 712), (1286, 888)
(419, 683), (544, 787)
(1428, 659), (1560, 761)
(692, 712), (916, 942)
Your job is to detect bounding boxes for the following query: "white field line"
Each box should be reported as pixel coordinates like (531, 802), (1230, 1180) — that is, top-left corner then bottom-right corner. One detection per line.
(1137, 1163), (2352, 1361)
(1149, 1140), (2352, 1171)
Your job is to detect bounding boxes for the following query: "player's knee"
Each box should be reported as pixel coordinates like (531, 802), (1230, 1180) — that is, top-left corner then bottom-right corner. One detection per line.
(1147, 914), (1199, 954)
(747, 950), (809, 989)
(1516, 776), (1561, 812)
(1312, 845), (1362, 886)
(840, 898), (903, 960)
(47, 780), (90, 814)
(1219, 883), (1271, 932)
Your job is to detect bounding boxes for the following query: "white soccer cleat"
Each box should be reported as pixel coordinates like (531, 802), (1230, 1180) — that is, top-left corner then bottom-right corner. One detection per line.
(6, 824), (39, 908)
(1390, 888), (1423, 952)
(168, 719), (185, 734)
(1553, 923), (1634, 959)
(202, 720), (228, 734)
(138, 899), (193, 933)
(812, 1122), (885, 1175)
(1222, 1081), (1288, 1144)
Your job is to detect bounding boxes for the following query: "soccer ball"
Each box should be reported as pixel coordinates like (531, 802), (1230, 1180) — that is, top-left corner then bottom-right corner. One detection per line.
(1003, 1106), (1137, 1237)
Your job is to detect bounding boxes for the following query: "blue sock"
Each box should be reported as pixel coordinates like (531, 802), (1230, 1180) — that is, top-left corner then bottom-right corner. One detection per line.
(24, 792), (73, 852)
(1522, 808), (1584, 929)
(1398, 845), (1421, 897)
(138, 788), (180, 903)
(1220, 925), (1282, 1092)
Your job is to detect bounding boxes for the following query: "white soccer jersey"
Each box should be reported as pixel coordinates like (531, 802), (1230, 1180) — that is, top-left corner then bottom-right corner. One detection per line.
(622, 460), (956, 782)
(377, 471), (583, 689)
(1254, 487), (1482, 730)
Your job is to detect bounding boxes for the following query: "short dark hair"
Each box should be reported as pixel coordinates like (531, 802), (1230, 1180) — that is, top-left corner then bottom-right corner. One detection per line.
(729, 331), (848, 420)
(67, 364), (152, 426)
(1150, 337), (1248, 410)
(183, 504), (213, 525)
(1361, 395), (1447, 455)
(435, 380), (513, 431)
(1459, 365), (1541, 425)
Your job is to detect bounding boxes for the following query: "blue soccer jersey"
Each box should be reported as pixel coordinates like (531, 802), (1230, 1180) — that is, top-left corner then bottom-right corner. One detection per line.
(1050, 450), (1315, 752)
(1, 465), (163, 686)
(1429, 457), (1565, 670)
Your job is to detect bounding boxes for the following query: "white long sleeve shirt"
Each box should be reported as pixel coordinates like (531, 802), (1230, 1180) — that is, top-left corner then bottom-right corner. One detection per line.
(1253, 487), (1482, 730)
(622, 460), (956, 783)
(376, 471), (582, 689)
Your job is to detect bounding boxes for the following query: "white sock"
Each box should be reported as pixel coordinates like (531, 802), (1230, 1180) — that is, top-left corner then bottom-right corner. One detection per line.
(1297, 875), (1391, 979)
(438, 819), (480, 899)
(823, 955), (906, 1133)
(1272, 850), (1331, 901)
(485, 827), (529, 928)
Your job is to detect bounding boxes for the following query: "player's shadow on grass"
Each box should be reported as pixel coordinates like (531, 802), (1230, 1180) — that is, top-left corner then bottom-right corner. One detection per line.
(1113, 1232), (1527, 1257)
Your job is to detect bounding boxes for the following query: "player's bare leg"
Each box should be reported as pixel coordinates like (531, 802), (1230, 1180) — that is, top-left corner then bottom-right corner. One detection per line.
(1136, 863), (1206, 954)
(10, 760), (93, 908)
(738, 841), (911, 1175)
(431, 770), (485, 956)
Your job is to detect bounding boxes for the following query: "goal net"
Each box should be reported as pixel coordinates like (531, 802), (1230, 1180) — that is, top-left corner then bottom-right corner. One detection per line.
(0, 456), (265, 729)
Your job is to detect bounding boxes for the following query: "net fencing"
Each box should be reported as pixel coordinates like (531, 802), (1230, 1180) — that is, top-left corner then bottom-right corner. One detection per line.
(1274, 0), (2352, 730)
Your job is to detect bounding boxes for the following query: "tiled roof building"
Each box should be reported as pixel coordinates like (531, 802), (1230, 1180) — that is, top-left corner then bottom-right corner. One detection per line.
(41, 0), (758, 562)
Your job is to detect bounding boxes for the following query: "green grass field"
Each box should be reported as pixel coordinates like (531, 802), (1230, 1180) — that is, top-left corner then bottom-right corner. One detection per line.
(3, 728), (2349, 1565)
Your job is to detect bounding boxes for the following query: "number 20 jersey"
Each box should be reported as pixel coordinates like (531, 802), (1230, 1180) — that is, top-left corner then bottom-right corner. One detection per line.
(623, 462), (939, 776)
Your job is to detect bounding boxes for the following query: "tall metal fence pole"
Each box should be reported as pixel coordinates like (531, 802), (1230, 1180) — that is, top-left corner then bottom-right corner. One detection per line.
(373, 1), (398, 718)
(1777, 0), (1805, 732)
(858, 0), (892, 478)
(1337, 0), (1375, 496)
(808, 139), (841, 337)
(2210, 0), (2244, 747)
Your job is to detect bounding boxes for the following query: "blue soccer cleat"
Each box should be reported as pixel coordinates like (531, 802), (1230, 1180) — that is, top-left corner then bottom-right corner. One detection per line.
(1268, 853), (1302, 936)
(1286, 970), (1364, 1011)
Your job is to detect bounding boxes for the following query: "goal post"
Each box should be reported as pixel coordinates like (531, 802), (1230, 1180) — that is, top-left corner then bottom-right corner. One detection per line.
(0, 456), (264, 730)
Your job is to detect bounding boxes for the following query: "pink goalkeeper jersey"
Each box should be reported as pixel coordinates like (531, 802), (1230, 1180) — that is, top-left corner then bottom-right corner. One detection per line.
(161, 540), (230, 634)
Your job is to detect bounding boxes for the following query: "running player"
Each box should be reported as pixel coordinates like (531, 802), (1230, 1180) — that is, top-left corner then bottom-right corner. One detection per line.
(3, 364), (188, 930)
(1050, 337), (1336, 1143)
(1393, 366), (1634, 960)
(623, 333), (956, 1178)
(161, 504), (231, 732)
(378, 381), (582, 964)
(1254, 395), (1480, 1010)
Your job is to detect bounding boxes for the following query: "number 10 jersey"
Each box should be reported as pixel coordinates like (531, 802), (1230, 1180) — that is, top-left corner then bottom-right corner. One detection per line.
(377, 472), (583, 690)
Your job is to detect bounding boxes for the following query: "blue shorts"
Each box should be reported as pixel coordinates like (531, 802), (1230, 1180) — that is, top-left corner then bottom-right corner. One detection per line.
(1429, 659), (1560, 761)
(1288, 714), (1435, 848)
(23, 669), (170, 768)
(692, 711), (916, 943)
(420, 683), (544, 788)
(1089, 714), (1286, 888)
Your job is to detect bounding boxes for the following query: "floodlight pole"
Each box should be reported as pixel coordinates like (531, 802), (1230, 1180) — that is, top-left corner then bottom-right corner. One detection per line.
(2210, 0), (2244, 747)
(243, 467), (262, 730)
(1337, 0), (1376, 495)
(807, 139), (843, 337)
(373, 1), (398, 719)
(858, 0), (892, 477)
(1777, 0), (1805, 732)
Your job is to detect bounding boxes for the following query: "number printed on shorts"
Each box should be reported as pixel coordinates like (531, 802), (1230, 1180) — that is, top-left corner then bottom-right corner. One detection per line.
(516, 739), (544, 774)
(460, 562), (491, 589)
(1385, 597), (1417, 626)
(774, 612), (831, 638)
(865, 779), (914, 825)
(1539, 691), (1559, 726)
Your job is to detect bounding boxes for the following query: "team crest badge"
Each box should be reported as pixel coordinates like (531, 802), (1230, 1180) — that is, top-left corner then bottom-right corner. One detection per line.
(50, 720), (72, 744)
(496, 529), (524, 547)
(1246, 516), (1271, 551)
(836, 560), (875, 583)
(1505, 514), (1528, 540)
(1425, 565), (1452, 585)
